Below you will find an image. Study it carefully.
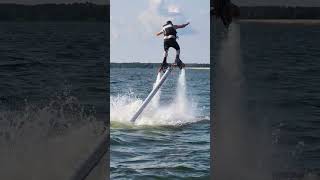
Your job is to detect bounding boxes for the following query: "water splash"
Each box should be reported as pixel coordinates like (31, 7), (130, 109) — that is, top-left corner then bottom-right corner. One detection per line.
(0, 93), (102, 144)
(0, 91), (105, 179)
(214, 23), (271, 180)
(111, 69), (204, 127)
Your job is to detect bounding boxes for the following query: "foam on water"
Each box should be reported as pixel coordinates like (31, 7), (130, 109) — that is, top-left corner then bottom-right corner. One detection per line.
(0, 92), (105, 179)
(111, 69), (202, 126)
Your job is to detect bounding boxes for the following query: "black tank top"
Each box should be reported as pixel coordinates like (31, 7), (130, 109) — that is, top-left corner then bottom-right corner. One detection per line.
(162, 24), (177, 39)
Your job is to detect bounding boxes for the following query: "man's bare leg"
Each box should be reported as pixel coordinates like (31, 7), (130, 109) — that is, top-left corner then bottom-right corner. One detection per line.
(159, 50), (169, 72)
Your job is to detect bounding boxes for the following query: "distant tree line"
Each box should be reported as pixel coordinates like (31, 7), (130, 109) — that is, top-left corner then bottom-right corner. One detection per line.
(0, 3), (108, 21)
(110, 63), (210, 68)
(239, 6), (320, 19)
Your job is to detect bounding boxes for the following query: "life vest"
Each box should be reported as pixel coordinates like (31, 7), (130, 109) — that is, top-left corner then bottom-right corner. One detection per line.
(162, 23), (177, 39)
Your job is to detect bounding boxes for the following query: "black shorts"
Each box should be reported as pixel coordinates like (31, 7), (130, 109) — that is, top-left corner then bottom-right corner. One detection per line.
(164, 38), (180, 51)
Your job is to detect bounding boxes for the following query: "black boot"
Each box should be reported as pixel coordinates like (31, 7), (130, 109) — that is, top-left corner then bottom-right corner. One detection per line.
(175, 56), (185, 69)
(159, 58), (169, 72)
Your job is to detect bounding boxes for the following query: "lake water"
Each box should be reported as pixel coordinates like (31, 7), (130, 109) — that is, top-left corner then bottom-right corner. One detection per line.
(0, 22), (108, 179)
(0, 21), (319, 179)
(212, 22), (320, 179)
(110, 67), (210, 179)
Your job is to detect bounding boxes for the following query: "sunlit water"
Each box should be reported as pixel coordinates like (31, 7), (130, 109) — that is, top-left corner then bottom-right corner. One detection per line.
(212, 22), (320, 179)
(110, 67), (210, 179)
(0, 22), (108, 179)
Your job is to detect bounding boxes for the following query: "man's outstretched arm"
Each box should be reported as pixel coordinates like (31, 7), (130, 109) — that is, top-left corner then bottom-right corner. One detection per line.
(174, 22), (190, 29)
(156, 31), (163, 36)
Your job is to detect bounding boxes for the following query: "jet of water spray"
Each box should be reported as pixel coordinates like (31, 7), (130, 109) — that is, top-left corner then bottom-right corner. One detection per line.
(175, 69), (187, 114)
(111, 68), (202, 126)
(214, 22), (246, 180)
(213, 22), (271, 180)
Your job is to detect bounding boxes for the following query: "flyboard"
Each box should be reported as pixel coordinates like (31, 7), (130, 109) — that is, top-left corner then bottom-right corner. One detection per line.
(129, 66), (172, 123)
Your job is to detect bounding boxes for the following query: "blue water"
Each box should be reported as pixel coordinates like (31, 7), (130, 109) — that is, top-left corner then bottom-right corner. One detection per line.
(0, 22), (108, 115)
(110, 67), (210, 179)
(0, 22), (108, 179)
(212, 22), (320, 179)
(1, 21), (319, 179)
(242, 22), (320, 174)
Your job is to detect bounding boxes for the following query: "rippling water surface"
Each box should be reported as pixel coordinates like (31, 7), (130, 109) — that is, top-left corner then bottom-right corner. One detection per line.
(0, 22), (108, 179)
(213, 22), (320, 179)
(110, 67), (210, 179)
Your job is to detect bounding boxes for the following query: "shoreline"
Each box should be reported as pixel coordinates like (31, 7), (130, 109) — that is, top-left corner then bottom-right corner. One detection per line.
(239, 19), (320, 24)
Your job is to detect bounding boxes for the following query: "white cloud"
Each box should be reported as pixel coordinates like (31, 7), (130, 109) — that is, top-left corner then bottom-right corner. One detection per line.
(138, 0), (196, 35)
(149, 0), (163, 10)
(138, 0), (166, 33)
(111, 0), (210, 63)
(168, 4), (180, 14)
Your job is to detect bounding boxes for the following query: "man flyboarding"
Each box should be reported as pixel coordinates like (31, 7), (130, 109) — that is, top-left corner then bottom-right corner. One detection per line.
(156, 20), (190, 72)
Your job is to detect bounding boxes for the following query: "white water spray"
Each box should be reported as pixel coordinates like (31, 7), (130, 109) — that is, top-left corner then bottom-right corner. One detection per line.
(214, 22), (249, 180)
(175, 69), (186, 114)
(0, 93), (105, 180)
(214, 23), (271, 180)
(111, 69), (202, 126)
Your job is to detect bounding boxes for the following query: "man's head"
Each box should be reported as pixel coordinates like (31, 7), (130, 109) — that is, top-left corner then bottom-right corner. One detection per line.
(166, 20), (173, 25)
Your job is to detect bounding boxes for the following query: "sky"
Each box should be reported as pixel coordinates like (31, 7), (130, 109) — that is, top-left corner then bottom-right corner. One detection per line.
(110, 0), (210, 63)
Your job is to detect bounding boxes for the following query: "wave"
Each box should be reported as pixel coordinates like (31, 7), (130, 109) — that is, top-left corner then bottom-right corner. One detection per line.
(0, 91), (103, 144)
